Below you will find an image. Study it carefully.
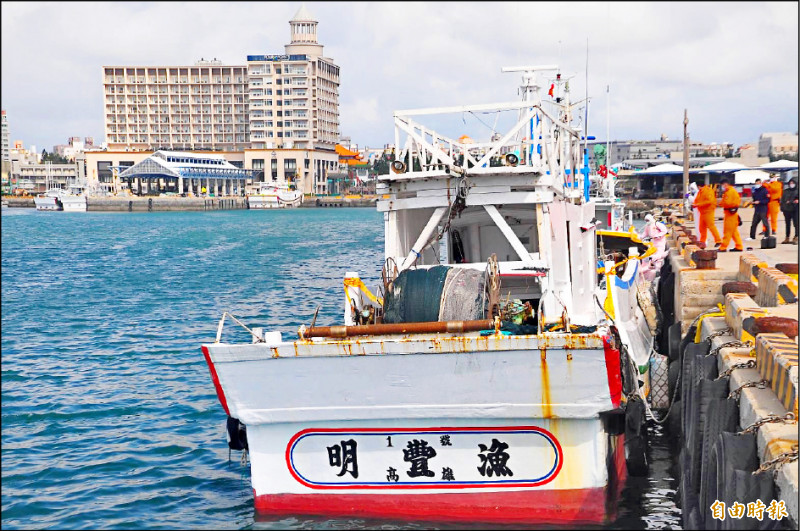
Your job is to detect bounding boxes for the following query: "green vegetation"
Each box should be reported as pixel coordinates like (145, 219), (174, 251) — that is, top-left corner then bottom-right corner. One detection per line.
(40, 149), (70, 164)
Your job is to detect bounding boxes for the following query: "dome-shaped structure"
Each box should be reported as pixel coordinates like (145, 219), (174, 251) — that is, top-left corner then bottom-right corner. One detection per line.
(285, 3), (324, 56)
(291, 4), (316, 22)
(289, 4), (318, 44)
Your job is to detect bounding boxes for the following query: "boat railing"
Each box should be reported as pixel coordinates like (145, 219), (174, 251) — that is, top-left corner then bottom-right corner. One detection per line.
(386, 98), (586, 199)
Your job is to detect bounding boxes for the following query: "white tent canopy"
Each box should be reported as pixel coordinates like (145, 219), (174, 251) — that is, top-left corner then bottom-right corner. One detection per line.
(633, 163), (685, 174)
(691, 161), (748, 173)
(760, 159), (799, 172)
(734, 169), (769, 185)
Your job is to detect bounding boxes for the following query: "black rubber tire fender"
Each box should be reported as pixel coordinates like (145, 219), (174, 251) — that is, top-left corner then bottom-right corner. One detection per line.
(685, 504), (703, 531)
(713, 432), (774, 531)
(699, 397), (740, 516)
(668, 358), (681, 403)
(668, 398), (682, 438)
(624, 397), (649, 477)
(679, 323), (698, 362)
(682, 348), (712, 444)
(727, 470), (778, 530)
(668, 321), (683, 361)
(686, 360), (721, 494)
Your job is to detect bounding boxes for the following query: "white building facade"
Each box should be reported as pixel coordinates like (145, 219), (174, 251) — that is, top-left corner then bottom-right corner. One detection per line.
(1, 110), (9, 162)
(102, 60), (251, 152)
(758, 132), (799, 158)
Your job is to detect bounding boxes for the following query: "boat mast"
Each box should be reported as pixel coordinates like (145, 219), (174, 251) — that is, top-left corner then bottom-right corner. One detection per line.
(501, 65), (558, 168)
(583, 38), (590, 202)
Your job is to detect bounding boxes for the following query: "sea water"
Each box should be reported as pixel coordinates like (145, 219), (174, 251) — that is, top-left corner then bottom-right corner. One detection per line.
(1, 207), (680, 530)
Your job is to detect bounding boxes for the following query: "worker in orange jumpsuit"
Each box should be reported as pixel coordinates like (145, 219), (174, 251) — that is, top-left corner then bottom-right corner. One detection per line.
(692, 183), (721, 248)
(717, 179), (743, 252)
(765, 174), (783, 234)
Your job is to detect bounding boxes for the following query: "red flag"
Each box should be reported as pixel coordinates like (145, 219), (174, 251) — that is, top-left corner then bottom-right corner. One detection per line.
(548, 84), (554, 97)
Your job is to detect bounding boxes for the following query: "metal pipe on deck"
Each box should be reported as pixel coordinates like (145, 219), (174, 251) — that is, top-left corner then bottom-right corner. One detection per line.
(304, 319), (495, 338)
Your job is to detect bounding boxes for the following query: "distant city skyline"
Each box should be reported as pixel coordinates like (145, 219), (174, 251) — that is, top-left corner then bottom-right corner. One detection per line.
(1, 2), (797, 152)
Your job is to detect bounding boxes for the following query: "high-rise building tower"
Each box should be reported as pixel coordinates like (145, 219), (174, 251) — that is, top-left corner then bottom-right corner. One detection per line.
(1, 110), (10, 162)
(247, 4), (340, 151)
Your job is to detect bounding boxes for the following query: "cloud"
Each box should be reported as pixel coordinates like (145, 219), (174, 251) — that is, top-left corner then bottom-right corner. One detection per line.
(1, 1), (797, 152)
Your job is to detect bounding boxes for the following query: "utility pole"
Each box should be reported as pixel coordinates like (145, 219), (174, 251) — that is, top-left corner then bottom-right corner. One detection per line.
(683, 109), (690, 213)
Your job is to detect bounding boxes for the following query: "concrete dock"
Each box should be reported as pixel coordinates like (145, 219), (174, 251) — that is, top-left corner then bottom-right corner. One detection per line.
(2, 195), (379, 211)
(661, 207), (798, 529)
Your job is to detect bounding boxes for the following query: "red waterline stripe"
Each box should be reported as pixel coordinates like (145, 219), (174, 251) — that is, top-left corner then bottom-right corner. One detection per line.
(201, 345), (230, 416)
(254, 487), (609, 525)
(602, 335), (622, 408)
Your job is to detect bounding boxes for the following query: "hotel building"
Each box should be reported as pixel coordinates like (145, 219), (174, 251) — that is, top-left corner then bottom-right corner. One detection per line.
(101, 5), (339, 154)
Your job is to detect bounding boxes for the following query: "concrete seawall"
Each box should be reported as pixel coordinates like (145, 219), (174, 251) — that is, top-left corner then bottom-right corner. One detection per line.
(3, 195), (378, 211)
(662, 211), (798, 529)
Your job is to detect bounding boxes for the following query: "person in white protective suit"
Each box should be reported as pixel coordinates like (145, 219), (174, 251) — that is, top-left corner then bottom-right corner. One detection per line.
(639, 214), (669, 281)
(685, 182), (700, 240)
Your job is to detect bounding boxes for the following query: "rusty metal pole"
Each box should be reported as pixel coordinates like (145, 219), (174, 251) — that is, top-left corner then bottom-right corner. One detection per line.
(304, 319), (495, 339)
(683, 109), (690, 215)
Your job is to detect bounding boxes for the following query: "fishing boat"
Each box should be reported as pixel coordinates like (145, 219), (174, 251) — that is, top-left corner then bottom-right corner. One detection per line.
(34, 188), (63, 211)
(247, 182), (303, 209)
(60, 180), (88, 212)
(201, 65), (661, 525)
(34, 163), (65, 211)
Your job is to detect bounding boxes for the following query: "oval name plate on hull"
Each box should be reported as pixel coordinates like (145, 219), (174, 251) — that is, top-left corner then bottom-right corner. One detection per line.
(286, 426), (562, 489)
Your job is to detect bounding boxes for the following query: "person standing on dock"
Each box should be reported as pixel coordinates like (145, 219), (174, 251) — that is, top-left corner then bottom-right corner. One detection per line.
(717, 179), (743, 252)
(780, 178), (798, 244)
(685, 182), (700, 240)
(749, 178), (771, 240)
(693, 183), (721, 248)
(765, 174), (783, 235)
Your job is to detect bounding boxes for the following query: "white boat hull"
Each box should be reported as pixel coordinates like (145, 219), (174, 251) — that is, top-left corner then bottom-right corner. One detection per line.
(202, 333), (628, 524)
(248, 190), (302, 209)
(60, 195), (87, 212)
(248, 195), (281, 209)
(34, 196), (61, 211)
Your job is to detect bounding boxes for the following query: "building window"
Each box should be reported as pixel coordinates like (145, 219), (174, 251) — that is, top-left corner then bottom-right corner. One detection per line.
(252, 158), (264, 170)
(98, 161), (113, 182)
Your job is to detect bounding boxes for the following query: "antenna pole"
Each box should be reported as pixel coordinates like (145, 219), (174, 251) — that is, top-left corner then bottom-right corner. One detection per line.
(683, 109), (690, 213)
(583, 38), (590, 202)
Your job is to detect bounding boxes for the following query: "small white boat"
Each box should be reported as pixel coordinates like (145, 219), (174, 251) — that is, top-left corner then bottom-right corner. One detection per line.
(202, 65), (662, 526)
(60, 183), (88, 212)
(34, 188), (63, 211)
(247, 183), (303, 209)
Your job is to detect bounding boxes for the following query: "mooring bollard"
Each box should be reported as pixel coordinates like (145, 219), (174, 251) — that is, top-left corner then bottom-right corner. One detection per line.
(691, 249), (718, 269)
(775, 263), (799, 276)
(746, 316), (799, 339)
(721, 281), (758, 297)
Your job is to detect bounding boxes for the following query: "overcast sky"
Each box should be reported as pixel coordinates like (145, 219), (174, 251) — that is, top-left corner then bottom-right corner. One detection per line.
(1, 1), (797, 152)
